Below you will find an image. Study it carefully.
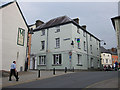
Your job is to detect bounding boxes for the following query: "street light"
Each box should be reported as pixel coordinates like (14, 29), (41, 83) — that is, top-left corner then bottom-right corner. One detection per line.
(100, 40), (106, 45)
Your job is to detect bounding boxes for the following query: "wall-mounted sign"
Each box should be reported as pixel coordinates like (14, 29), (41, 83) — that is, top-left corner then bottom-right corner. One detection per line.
(17, 28), (25, 46)
(63, 38), (70, 41)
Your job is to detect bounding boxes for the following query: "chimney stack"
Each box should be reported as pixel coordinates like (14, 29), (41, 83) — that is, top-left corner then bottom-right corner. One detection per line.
(35, 20), (44, 28)
(73, 18), (79, 24)
(82, 25), (87, 30)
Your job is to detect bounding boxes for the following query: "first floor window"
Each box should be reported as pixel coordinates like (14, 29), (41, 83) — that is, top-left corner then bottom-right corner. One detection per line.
(53, 54), (62, 65)
(41, 41), (45, 50)
(78, 54), (82, 64)
(39, 56), (46, 65)
(106, 59), (108, 63)
(55, 38), (60, 48)
(91, 58), (93, 67)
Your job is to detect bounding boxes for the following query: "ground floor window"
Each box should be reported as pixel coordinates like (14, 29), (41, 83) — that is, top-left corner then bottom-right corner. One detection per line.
(53, 54), (62, 65)
(78, 54), (82, 64)
(39, 56), (46, 65)
(91, 58), (93, 67)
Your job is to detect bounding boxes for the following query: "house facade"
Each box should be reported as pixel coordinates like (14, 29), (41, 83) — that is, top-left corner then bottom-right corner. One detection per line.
(112, 55), (118, 66)
(1, 1), (28, 71)
(101, 53), (112, 67)
(31, 16), (101, 70)
(111, 16), (120, 63)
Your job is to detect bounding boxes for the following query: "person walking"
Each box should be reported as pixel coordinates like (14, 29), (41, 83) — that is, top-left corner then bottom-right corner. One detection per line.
(9, 61), (19, 81)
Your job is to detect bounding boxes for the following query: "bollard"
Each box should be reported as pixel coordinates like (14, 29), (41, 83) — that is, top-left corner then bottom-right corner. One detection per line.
(73, 67), (74, 72)
(53, 68), (55, 75)
(38, 70), (40, 78)
(65, 67), (67, 73)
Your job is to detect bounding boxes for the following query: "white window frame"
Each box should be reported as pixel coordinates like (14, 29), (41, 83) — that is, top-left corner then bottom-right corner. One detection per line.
(90, 45), (92, 54)
(84, 41), (86, 51)
(53, 54), (62, 65)
(41, 41), (45, 50)
(106, 59), (108, 63)
(55, 38), (60, 48)
(39, 56), (46, 65)
(78, 54), (82, 65)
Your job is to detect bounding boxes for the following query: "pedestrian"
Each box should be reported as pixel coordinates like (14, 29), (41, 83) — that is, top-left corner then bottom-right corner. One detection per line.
(9, 61), (19, 81)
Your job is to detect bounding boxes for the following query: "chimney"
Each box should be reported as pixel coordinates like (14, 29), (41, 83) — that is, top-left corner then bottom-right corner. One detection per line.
(82, 25), (87, 30)
(35, 20), (44, 28)
(73, 18), (79, 24)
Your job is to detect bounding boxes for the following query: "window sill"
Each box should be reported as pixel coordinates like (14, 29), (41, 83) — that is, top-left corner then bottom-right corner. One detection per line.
(41, 35), (45, 36)
(52, 64), (62, 66)
(38, 64), (46, 66)
(40, 49), (45, 51)
(55, 47), (60, 49)
(77, 64), (83, 66)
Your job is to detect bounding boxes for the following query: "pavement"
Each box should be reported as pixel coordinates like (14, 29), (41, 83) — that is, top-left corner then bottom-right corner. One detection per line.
(1, 70), (73, 88)
(0, 70), (119, 89)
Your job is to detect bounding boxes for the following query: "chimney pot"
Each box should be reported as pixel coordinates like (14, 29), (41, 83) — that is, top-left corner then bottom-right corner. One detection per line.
(35, 20), (44, 28)
(82, 25), (87, 30)
(73, 18), (79, 24)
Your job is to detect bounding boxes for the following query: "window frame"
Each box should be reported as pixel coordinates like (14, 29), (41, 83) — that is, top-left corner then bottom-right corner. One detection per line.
(53, 54), (62, 65)
(39, 56), (46, 65)
(55, 38), (60, 48)
(41, 41), (45, 50)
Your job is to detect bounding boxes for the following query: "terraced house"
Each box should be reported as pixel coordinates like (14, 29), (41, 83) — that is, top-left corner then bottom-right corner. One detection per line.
(31, 16), (101, 70)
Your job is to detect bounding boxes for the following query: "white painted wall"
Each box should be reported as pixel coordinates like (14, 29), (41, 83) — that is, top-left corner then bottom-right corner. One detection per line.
(0, 8), (2, 71)
(1, 2), (28, 71)
(101, 53), (112, 66)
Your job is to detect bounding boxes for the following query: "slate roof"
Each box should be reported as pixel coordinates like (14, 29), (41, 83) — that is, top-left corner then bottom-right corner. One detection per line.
(34, 15), (100, 41)
(34, 16), (73, 31)
(100, 46), (111, 53)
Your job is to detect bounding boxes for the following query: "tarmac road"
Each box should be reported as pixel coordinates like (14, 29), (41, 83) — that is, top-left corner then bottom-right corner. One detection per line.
(4, 71), (119, 88)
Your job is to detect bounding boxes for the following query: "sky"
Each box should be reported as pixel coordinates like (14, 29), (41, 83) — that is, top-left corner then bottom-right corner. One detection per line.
(1, 0), (120, 49)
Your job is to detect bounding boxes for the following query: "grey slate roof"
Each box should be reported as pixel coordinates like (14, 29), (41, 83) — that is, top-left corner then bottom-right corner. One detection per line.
(100, 46), (111, 53)
(34, 15), (100, 41)
(34, 16), (73, 30)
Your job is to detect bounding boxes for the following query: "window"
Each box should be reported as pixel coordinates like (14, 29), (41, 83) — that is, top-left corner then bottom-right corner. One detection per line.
(112, 58), (114, 61)
(78, 54), (82, 64)
(39, 56), (46, 65)
(90, 35), (92, 41)
(41, 41), (45, 50)
(53, 54), (62, 65)
(84, 41), (86, 51)
(41, 29), (45, 36)
(106, 59), (108, 63)
(91, 58), (93, 67)
(90, 45), (92, 54)
(103, 59), (104, 63)
(55, 26), (60, 33)
(55, 38), (60, 48)
(83, 31), (86, 37)
(77, 27), (80, 34)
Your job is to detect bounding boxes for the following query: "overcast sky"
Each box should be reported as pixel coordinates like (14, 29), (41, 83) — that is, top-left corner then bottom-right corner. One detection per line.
(2, 0), (120, 49)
